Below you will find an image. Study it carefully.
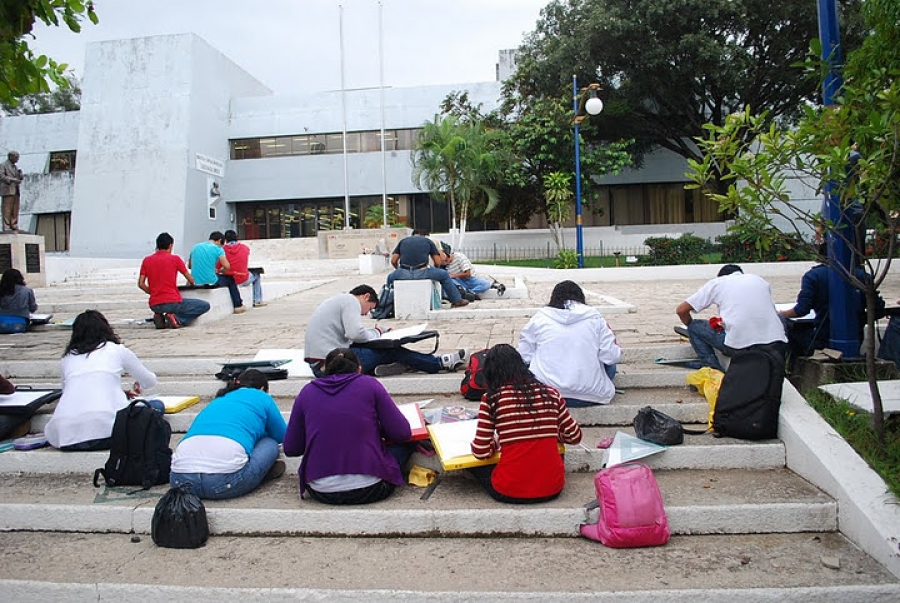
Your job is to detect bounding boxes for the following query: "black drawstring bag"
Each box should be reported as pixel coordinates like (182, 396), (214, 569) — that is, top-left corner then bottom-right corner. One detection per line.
(633, 406), (684, 446)
(151, 485), (209, 549)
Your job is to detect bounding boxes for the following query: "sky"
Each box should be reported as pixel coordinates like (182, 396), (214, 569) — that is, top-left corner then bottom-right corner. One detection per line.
(29, 0), (550, 96)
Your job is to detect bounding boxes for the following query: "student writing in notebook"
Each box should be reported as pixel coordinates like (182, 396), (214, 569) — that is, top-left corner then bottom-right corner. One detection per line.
(469, 344), (583, 504)
(284, 348), (413, 505)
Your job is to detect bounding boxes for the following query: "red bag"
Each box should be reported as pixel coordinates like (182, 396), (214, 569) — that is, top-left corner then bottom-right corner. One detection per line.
(580, 462), (670, 548)
(459, 349), (488, 401)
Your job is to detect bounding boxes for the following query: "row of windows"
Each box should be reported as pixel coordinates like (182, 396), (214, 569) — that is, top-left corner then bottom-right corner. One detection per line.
(230, 128), (421, 160)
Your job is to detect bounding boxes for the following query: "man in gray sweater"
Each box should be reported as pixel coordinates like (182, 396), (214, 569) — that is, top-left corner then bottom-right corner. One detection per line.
(304, 285), (466, 377)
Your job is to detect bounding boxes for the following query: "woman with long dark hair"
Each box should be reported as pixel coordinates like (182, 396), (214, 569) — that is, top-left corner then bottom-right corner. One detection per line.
(45, 310), (158, 450)
(0, 268), (37, 333)
(170, 368), (286, 499)
(518, 280), (623, 406)
(284, 348), (412, 505)
(469, 344), (583, 503)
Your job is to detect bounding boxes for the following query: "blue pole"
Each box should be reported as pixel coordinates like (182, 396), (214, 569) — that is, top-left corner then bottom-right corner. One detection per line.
(818, 0), (859, 357)
(573, 74), (585, 268)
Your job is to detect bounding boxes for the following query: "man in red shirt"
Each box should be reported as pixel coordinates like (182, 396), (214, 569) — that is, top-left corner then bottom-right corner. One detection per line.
(221, 230), (265, 307)
(139, 232), (210, 328)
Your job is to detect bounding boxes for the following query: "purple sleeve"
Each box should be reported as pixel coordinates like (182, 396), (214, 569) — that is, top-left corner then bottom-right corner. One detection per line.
(282, 390), (307, 457)
(371, 378), (411, 442)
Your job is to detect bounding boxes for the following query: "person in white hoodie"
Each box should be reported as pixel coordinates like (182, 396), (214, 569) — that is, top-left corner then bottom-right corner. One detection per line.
(517, 281), (623, 406)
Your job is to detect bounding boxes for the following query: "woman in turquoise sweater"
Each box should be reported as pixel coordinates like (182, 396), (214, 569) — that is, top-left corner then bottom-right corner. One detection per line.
(170, 369), (287, 499)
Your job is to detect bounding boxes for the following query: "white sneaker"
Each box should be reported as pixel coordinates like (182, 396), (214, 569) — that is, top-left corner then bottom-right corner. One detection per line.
(440, 349), (469, 371)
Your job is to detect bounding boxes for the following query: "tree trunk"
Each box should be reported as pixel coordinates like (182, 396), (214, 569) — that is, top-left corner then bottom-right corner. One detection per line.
(864, 290), (886, 446)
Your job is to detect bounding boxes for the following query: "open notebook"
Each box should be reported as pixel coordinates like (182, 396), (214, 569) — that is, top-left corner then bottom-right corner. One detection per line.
(427, 419), (499, 470)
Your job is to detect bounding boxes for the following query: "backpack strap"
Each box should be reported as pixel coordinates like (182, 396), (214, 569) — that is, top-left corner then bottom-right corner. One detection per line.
(92, 468), (106, 488)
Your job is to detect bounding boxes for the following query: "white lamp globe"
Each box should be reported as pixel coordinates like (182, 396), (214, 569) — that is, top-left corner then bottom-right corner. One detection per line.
(585, 96), (604, 115)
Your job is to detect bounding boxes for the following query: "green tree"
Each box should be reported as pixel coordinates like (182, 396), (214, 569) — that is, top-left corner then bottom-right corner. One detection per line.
(508, 0), (865, 193)
(687, 0), (900, 444)
(543, 171), (573, 252)
(0, 0), (97, 107)
(1, 72), (80, 114)
(411, 114), (503, 247)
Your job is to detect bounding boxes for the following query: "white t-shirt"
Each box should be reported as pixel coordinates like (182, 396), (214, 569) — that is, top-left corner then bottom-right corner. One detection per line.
(685, 272), (787, 349)
(172, 435), (248, 474)
(45, 342), (158, 448)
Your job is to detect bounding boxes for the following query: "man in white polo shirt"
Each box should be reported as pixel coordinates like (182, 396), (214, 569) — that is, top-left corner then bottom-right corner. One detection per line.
(675, 264), (787, 371)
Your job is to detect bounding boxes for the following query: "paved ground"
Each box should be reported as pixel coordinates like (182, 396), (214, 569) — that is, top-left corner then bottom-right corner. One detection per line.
(6, 260), (899, 366)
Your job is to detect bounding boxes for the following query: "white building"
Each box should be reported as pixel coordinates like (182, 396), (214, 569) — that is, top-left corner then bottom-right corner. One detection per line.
(1, 33), (754, 259)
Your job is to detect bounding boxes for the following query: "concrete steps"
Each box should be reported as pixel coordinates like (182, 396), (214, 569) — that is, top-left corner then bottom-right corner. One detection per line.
(0, 469), (834, 537)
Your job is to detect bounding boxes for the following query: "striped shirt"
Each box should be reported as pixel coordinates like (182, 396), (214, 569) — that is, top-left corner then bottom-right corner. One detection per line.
(471, 382), (583, 458)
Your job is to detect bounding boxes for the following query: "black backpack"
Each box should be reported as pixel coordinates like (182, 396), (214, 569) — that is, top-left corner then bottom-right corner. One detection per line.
(460, 349), (489, 401)
(713, 346), (785, 440)
(93, 400), (173, 490)
(370, 284), (394, 320)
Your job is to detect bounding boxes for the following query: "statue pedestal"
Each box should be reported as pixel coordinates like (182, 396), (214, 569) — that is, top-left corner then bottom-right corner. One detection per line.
(0, 233), (46, 287)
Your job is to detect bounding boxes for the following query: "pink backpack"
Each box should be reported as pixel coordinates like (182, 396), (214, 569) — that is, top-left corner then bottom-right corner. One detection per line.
(579, 462), (670, 548)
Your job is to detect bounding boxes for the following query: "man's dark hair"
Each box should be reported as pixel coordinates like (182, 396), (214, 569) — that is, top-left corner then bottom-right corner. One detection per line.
(412, 229), (430, 236)
(224, 230), (238, 243)
(209, 231), (225, 243)
(717, 264), (743, 277)
(156, 232), (174, 250)
(350, 284), (378, 303)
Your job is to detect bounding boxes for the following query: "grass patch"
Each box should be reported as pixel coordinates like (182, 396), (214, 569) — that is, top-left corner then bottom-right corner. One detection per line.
(805, 388), (900, 499)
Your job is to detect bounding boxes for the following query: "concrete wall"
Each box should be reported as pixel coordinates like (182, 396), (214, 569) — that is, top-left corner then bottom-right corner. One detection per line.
(68, 34), (270, 259)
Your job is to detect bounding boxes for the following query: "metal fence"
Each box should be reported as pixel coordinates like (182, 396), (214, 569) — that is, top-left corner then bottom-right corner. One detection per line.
(462, 243), (650, 263)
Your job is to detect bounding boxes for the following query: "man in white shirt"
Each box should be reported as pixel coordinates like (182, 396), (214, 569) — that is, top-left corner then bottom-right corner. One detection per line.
(676, 264), (787, 371)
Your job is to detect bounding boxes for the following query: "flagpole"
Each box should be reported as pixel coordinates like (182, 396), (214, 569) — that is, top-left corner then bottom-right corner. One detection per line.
(379, 0), (388, 228)
(339, 3), (351, 229)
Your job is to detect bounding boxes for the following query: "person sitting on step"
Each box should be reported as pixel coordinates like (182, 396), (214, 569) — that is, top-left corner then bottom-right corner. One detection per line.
(469, 344), (583, 504)
(284, 348), (414, 505)
(45, 310), (158, 451)
(170, 369), (287, 499)
(303, 284), (467, 378)
(385, 229), (469, 308)
(0, 268), (37, 334)
(438, 242), (505, 301)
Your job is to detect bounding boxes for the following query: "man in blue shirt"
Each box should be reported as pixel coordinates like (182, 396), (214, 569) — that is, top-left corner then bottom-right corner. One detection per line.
(189, 231), (245, 314)
(386, 230), (468, 308)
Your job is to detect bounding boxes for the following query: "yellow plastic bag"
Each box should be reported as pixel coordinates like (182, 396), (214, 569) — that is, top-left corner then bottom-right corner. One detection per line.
(407, 464), (437, 487)
(685, 367), (725, 428)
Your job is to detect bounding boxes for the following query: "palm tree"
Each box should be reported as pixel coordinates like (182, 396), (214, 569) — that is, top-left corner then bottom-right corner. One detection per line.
(411, 114), (501, 248)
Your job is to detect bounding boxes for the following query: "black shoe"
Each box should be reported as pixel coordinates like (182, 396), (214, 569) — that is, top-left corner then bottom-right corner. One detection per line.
(491, 282), (506, 296)
(463, 291), (478, 302)
(152, 313), (167, 330)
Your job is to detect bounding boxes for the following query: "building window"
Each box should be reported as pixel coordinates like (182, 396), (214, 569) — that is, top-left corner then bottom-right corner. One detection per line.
(49, 151), (76, 172)
(35, 212), (71, 251)
(229, 128), (422, 160)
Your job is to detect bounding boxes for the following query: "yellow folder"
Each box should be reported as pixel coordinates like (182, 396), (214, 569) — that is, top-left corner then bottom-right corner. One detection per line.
(156, 395), (201, 414)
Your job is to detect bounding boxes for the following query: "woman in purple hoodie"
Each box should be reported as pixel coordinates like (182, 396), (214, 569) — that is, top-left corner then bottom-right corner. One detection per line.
(284, 347), (412, 505)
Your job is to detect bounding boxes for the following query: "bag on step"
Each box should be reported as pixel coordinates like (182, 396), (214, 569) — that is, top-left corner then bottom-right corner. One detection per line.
(713, 345), (785, 440)
(370, 284), (394, 320)
(93, 400), (172, 489)
(459, 349), (489, 401)
(685, 367), (724, 429)
(579, 462), (670, 548)
(633, 406), (684, 446)
(151, 484), (209, 549)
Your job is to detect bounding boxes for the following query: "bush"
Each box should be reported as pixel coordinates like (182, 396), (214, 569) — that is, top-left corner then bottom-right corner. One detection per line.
(554, 249), (579, 269)
(644, 234), (709, 265)
(717, 233), (813, 263)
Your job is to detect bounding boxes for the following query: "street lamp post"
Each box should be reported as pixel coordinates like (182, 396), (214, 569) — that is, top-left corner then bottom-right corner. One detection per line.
(573, 75), (604, 268)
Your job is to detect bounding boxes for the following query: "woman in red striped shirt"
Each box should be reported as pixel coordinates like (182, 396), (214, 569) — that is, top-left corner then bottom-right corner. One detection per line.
(469, 344), (583, 503)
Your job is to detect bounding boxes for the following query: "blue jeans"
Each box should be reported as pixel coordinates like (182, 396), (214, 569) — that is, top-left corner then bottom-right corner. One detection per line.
(170, 437), (280, 500)
(240, 272), (263, 305)
(151, 298), (211, 326)
(387, 267), (462, 303)
(687, 319), (729, 371)
(349, 344), (442, 374)
(451, 275), (491, 295)
(216, 275), (244, 308)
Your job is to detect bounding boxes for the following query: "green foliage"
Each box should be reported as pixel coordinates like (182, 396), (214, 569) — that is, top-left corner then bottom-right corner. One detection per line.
(806, 389), (900, 499)
(0, 0), (98, 106)
(411, 113), (504, 234)
(644, 234), (709, 265)
(716, 218), (814, 263)
(0, 72), (80, 114)
(362, 204), (402, 229)
(553, 249), (579, 269)
(507, 0), (865, 194)
(543, 171), (573, 251)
